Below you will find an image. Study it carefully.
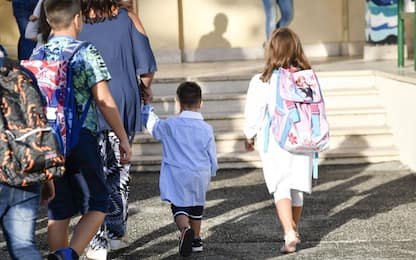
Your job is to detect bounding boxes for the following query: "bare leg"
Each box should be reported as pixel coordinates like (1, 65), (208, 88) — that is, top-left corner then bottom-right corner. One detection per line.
(190, 219), (201, 238)
(175, 215), (190, 231)
(292, 206), (303, 233)
(175, 214), (194, 257)
(48, 219), (70, 251)
(69, 211), (105, 256)
(275, 198), (294, 234)
(275, 199), (299, 253)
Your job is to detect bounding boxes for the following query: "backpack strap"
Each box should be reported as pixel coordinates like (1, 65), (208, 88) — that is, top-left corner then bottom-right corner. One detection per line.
(311, 104), (321, 138)
(276, 69), (299, 148)
(263, 69), (281, 153)
(313, 152), (319, 180)
(30, 40), (90, 61)
(62, 41), (90, 61)
(61, 41), (92, 150)
(263, 111), (272, 153)
(30, 45), (46, 60)
(62, 40), (92, 122)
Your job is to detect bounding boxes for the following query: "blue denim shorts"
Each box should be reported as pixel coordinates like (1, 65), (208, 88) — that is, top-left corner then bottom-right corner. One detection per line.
(171, 204), (204, 220)
(48, 129), (109, 220)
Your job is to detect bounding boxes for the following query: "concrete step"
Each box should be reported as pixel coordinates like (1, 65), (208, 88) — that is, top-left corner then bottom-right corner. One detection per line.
(134, 126), (394, 155)
(326, 107), (387, 128)
(151, 78), (250, 96)
(148, 86), (381, 115)
(316, 70), (376, 90)
(132, 69), (398, 172)
(323, 88), (381, 108)
(141, 106), (387, 133)
(130, 145), (399, 172)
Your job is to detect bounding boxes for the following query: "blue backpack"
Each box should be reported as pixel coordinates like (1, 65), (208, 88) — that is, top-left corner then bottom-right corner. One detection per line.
(21, 41), (92, 157)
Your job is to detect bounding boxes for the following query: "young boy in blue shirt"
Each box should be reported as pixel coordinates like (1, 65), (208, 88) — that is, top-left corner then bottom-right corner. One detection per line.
(142, 81), (218, 257)
(38, 0), (132, 259)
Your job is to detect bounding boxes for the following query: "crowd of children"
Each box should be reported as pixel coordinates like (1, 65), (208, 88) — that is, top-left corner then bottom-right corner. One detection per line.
(0, 0), (319, 259)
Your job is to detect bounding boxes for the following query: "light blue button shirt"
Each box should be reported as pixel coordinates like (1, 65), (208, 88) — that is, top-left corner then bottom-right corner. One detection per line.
(142, 105), (218, 206)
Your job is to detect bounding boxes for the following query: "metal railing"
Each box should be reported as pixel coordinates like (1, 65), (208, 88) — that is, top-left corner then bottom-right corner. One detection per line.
(397, 0), (416, 69)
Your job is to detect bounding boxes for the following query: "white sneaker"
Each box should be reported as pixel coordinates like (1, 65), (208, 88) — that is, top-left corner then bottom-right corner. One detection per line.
(86, 247), (108, 260)
(108, 238), (129, 251)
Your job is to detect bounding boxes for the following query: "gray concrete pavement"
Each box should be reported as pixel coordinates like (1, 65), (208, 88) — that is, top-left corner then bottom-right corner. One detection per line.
(104, 161), (416, 260)
(2, 161), (413, 259)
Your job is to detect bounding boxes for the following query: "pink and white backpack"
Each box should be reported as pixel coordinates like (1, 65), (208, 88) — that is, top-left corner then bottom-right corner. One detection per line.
(269, 67), (329, 153)
(264, 68), (329, 178)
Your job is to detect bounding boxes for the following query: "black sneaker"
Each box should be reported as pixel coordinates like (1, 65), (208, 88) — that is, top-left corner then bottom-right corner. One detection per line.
(179, 227), (194, 257)
(192, 237), (203, 252)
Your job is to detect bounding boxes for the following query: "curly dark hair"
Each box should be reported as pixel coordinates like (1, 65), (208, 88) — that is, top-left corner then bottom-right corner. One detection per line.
(81, 0), (122, 24)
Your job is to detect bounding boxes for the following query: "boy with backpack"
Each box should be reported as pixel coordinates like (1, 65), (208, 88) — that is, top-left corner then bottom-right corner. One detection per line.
(0, 44), (55, 260)
(25, 0), (132, 259)
(142, 81), (218, 257)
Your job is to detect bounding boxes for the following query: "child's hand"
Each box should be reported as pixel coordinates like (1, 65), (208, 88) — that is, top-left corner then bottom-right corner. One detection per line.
(41, 180), (55, 206)
(245, 138), (255, 151)
(142, 86), (153, 104)
(119, 139), (132, 164)
(29, 15), (39, 22)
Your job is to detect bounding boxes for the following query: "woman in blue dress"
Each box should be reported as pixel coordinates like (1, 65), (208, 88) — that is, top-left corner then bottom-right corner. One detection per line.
(78, 1), (157, 259)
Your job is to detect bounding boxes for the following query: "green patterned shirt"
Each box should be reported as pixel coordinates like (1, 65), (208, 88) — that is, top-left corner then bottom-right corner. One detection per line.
(40, 36), (111, 133)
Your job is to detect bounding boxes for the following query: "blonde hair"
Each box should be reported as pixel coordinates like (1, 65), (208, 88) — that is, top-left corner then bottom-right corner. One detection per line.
(260, 27), (311, 82)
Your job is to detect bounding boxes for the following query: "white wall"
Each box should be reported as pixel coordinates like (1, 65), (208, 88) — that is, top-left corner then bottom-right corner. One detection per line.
(376, 74), (416, 171)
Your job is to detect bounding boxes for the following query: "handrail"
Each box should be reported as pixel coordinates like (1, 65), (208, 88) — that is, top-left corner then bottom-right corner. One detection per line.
(398, 0), (404, 67)
(397, 0), (416, 70)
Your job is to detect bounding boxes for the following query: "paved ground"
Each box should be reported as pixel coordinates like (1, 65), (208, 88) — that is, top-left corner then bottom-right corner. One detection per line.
(1, 161), (415, 260)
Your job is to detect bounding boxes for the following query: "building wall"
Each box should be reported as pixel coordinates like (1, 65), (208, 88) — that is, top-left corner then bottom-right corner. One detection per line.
(137, 0), (367, 62)
(1, 0), (412, 63)
(376, 74), (416, 171)
(0, 1), (19, 57)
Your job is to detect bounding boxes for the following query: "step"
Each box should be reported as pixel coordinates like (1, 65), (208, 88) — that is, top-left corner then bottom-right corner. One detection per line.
(130, 146), (399, 172)
(148, 89), (382, 116)
(141, 106), (387, 134)
(316, 70), (376, 90)
(134, 126), (394, 155)
(323, 88), (381, 108)
(151, 78), (250, 96)
(326, 107), (387, 128)
(149, 94), (246, 115)
(150, 70), (376, 96)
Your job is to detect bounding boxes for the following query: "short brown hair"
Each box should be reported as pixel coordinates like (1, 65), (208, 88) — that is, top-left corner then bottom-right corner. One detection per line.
(43, 0), (81, 30)
(176, 81), (202, 109)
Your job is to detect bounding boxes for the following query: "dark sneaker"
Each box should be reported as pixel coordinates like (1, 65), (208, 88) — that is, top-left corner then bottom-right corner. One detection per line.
(192, 237), (203, 252)
(47, 247), (79, 260)
(179, 227), (194, 257)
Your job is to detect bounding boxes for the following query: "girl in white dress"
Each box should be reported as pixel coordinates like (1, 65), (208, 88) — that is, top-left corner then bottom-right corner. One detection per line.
(244, 27), (313, 254)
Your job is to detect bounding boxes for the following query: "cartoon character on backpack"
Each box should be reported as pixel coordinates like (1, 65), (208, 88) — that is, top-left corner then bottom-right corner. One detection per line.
(270, 67), (329, 154)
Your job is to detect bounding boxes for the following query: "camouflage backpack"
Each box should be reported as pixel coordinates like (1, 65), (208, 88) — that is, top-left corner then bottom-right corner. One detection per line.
(0, 60), (65, 187)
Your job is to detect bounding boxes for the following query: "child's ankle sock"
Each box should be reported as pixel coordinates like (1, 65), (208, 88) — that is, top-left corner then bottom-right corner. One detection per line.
(47, 247), (79, 260)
